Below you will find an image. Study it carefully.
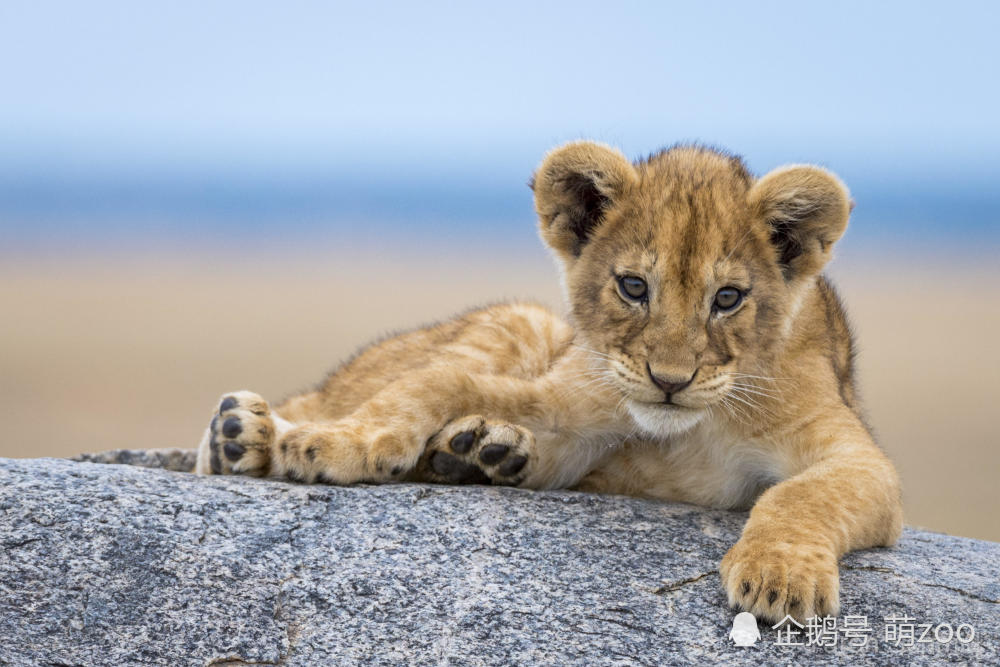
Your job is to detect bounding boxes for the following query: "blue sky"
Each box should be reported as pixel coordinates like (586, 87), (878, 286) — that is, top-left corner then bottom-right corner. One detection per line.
(1, 1), (998, 249)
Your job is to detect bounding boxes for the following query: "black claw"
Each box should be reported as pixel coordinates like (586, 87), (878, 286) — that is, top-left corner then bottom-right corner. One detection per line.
(450, 430), (477, 454)
(429, 451), (491, 485)
(741, 581), (751, 595)
(222, 417), (243, 438)
(767, 590), (778, 605)
(390, 465), (404, 476)
(305, 446), (318, 462)
(789, 597), (801, 610)
(316, 472), (336, 485)
(498, 454), (528, 477)
(286, 469), (306, 483)
(478, 443), (509, 465)
(210, 449), (222, 474)
(219, 396), (239, 412)
(223, 442), (246, 461)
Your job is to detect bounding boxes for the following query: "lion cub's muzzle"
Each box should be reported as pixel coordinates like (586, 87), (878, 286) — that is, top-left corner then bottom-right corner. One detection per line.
(646, 362), (697, 404)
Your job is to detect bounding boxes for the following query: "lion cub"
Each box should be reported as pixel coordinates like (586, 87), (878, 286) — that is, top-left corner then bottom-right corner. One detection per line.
(196, 141), (903, 623)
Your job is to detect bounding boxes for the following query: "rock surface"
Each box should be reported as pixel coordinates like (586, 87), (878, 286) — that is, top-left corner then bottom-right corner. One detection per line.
(1, 453), (997, 666)
(73, 447), (197, 472)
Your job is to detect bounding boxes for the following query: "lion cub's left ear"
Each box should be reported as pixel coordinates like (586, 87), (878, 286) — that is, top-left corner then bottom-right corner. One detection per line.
(749, 165), (852, 281)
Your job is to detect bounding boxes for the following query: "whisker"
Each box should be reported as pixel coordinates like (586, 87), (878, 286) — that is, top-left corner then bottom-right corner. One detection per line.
(719, 396), (751, 426)
(556, 370), (614, 383)
(620, 421), (640, 445)
(726, 390), (776, 419)
(556, 367), (617, 381)
(729, 373), (788, 384)
(554, 376), (617, 397)
(561, 376), (617, 391)
(570, 343), (618, 361)
(728, 383), (781, 399)
(553, 376), (619, 401)
(558, 371), (615, 384)
(733, 383), (778, 400)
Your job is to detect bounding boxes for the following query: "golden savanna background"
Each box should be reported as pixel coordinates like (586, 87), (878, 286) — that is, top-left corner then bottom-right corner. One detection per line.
(1, 2), (998, 541)
(2, 249), (998, 541)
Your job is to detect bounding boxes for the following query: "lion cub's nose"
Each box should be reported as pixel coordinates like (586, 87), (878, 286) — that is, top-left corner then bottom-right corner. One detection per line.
(647, 364), (695, 396)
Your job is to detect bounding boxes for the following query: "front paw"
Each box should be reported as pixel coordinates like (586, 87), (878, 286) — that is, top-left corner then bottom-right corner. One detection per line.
(720, 535), (840, 623)
(417, 415), (535, 486)
(197, 391), (275, 476)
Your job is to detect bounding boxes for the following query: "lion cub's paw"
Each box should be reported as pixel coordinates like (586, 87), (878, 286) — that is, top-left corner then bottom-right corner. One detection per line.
(419, 415), (535, 486)
(200, 391), (275, 476)
(720, 536), (840, 624)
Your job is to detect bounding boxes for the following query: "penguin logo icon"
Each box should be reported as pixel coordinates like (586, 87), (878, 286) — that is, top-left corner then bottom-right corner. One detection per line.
(729, 612), (760, 646)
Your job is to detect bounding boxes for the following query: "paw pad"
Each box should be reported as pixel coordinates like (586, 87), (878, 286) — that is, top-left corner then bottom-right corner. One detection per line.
(498, 455), (528, 476)
(223, 442), (246, 461)
(420, 416), (535, 486)
(429, 450), (490, 484)
(200, 390), (275, 476)
(222, 416), (243, 438)
(449, 431), (476, 454)
(478, 443), (509, 465)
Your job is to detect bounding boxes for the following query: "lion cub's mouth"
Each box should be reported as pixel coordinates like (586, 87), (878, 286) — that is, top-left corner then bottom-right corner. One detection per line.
(625, 398), (707, 438)
(641, 398), (697, 409)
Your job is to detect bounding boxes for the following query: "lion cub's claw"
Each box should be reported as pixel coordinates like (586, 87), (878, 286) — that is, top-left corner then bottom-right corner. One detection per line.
(420, 415), (535, 486)
(202, 391), (274, 476)
(720, 536), (841, 623)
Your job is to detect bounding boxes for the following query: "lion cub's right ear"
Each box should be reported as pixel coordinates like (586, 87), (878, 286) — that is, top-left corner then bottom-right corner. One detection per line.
(532, 141), (637, 260)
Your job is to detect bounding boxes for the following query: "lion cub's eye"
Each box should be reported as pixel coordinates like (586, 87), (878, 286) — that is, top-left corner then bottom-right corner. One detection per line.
(617, 276), (648, 301)
(714, 287), (744, 311)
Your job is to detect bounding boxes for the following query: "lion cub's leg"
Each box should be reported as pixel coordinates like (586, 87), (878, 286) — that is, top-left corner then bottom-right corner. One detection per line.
(718, 413), (903, 623)
(253, 414), (537, 486)
(194, 391), (295, 476)
(218, 366), (556, 485)
(260, 417), (421, 484)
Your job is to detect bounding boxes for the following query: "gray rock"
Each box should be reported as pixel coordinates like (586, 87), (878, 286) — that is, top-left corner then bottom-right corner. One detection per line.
(72, 447), (197, 472)
(0, 454), (996, 666)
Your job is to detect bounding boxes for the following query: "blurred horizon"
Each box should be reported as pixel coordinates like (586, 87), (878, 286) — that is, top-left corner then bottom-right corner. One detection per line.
(4, 144), (1000, 256)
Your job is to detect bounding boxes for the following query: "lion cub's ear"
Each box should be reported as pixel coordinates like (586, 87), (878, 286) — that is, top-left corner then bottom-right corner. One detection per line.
(749, 165), (852, 282)
(532, 141), (637, 259)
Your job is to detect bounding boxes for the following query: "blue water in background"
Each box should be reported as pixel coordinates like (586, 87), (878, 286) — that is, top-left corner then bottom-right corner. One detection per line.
(2, 159), (996, 259)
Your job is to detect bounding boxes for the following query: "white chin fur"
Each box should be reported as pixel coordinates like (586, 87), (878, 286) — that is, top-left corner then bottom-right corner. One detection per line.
(626, 401), (706, 438)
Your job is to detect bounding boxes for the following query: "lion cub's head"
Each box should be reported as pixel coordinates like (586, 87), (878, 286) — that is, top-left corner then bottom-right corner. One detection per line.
(533, 141), (851, 436)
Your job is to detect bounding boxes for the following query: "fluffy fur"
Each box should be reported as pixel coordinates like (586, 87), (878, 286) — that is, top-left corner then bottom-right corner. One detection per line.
(195, 141), (903, 623)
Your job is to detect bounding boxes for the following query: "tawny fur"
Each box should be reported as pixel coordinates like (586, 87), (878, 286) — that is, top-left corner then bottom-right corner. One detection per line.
(195, 141), (903, 624)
